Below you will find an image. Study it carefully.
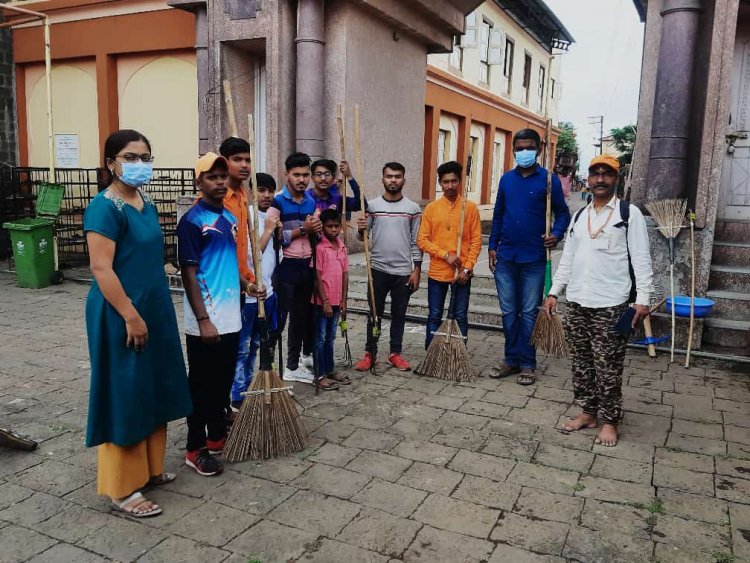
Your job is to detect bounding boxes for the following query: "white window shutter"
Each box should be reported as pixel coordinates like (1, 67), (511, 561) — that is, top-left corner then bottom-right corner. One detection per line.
(488, 29), (503, 65)
(461, 12), (478, 48)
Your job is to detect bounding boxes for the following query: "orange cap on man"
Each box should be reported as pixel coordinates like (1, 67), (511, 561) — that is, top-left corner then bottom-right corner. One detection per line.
(588, 154), (620, 173)
(194, 152), (228, 177)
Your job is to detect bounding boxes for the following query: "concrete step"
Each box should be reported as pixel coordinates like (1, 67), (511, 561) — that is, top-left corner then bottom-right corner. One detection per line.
(347, 290), (504, 328)
(702, 317), (750, 353)
(706, 289), (750, 322)
(347, 274), (499, 308)
(708, 264), (750, 293)
(711, 241), (750, 267)
(715, 219), (750, 244)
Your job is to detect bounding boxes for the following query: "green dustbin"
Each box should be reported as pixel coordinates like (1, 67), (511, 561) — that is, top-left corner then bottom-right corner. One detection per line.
(2, 218), (56, 288)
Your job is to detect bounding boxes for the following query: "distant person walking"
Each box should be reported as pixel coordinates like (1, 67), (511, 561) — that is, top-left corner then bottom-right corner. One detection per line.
(84, 129), (192, 517)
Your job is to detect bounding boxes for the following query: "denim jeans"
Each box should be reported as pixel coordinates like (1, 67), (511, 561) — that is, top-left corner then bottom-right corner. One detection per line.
(494, 259), (546, 369)
(313, 305), (339, 377)
(426, 278), (471, 349)
(232, 293), (279, 402)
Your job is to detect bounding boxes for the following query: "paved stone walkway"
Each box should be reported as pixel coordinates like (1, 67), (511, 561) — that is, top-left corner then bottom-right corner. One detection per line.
(1, 273), (750, 562)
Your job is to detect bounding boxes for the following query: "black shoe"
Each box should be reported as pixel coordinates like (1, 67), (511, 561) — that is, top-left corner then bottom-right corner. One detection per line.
(0, 428), (38, 451)
(185, 448), (223, 476)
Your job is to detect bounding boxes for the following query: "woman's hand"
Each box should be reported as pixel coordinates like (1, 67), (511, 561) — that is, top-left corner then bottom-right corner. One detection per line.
(125, 315), (148, 351)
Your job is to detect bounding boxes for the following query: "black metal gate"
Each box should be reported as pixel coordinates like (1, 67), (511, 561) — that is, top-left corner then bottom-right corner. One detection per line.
(0, 166), (195, 267)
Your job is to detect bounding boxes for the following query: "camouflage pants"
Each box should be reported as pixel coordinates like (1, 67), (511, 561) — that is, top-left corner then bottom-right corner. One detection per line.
(563, 301), (629, 424)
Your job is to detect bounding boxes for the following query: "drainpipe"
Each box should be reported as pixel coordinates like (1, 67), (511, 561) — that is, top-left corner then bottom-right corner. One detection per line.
(295, 0), (325, 158)
(195, 6), (210, 155)
(645, 0), (703, 200)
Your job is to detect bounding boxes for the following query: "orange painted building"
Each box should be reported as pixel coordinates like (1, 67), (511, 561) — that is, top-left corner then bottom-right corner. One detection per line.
(422, 1), (573, 214)
(8, 0), (196, 168)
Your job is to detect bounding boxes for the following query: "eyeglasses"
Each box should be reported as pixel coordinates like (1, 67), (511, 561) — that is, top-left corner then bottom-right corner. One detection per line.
(313, 172), (333, 179)
(116, 153), (155, 163)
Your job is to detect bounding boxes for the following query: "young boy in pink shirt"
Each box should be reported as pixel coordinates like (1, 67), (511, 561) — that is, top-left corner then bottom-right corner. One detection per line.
(311, 209), (349, 390)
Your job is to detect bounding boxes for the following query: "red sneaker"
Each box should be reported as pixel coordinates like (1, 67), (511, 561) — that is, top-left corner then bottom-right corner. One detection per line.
(206, 437), (226, 455)
(354, 352), (373, 372)
(387, 353), (411, 371)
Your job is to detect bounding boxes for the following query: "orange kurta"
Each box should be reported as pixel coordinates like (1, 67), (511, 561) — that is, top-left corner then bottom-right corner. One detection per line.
(223, 186), (255, 284)
(417, 195), (482, 282)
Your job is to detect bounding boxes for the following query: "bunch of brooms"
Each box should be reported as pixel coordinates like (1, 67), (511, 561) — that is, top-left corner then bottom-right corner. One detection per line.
(224, 106), (307, 462)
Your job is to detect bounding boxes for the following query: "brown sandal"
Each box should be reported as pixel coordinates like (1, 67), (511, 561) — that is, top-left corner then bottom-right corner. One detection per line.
(329, 373), (352, 385)
(317, 378), (340, 391)
(147, 472), (176, 486)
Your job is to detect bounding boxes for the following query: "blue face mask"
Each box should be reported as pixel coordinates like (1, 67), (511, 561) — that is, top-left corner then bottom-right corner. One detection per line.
(514, 149), (538, 168)
(118, 162), (153, 187)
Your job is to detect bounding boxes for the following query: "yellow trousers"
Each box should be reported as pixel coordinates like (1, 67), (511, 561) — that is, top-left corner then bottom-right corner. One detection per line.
(97, 425), (167, 499)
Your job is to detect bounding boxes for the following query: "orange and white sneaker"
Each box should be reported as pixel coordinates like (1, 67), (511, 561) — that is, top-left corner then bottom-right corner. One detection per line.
(387, 353), (411, 371)
(354, 352), (373, 372)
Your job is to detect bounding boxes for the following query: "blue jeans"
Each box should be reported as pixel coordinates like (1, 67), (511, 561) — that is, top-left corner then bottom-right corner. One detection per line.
(494, 259), (546, 369)
(314, 305), (339, 377)
(426, 278), (471, 349)
(232, 293), (278, 402)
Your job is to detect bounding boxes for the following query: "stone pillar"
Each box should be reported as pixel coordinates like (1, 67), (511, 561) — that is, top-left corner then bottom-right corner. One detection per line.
(295, 0), (325, 158)
(0, 18), (17, 165)
(646, 0), (703, 200)
(195, 6), (210, 155)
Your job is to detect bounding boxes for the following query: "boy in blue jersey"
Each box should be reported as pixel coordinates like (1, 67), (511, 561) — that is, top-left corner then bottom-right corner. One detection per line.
(178, 153), (263, 476)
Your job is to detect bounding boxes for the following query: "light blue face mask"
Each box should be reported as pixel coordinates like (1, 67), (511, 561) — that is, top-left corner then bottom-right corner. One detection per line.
(118, 162), (153, 187)
(514, 149), (538, 168)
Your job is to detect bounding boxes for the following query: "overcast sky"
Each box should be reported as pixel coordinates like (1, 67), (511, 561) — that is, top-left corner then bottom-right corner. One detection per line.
(544, 0), (645, 172)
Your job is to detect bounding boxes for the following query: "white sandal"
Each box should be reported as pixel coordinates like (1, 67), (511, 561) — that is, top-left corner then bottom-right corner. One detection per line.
(112, 491), (162, 518)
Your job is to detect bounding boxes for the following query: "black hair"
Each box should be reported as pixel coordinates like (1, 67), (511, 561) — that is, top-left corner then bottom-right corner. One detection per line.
(320, 208), (341, 224)
(285, 152), (312, 171)
(382, 162), (406, 175)
(255, 172), (277, 190)
(437, 160), (462, 180)
(512, 128), (541, 149)
(103, 129), (152, 184)
(311, 159), (337, 174)
(219, 137), (251, 158)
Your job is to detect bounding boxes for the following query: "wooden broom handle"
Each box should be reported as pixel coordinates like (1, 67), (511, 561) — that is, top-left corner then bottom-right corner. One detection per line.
(223, 80), (239, 137)
(247, 114), (265, 319)
(336, 104), (348, 241)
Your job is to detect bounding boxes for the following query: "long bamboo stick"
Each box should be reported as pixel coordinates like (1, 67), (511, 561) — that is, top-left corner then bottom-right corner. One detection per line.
(336, 104), (348, 243)
(247, 114), (265, 319)
(223, 79), (239, 138)
(685, 211), (696, 367)
(353, 105), (379, 348)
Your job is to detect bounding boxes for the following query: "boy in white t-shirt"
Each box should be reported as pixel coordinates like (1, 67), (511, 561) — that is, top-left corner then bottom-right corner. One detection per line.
(231, 173), (281, 410)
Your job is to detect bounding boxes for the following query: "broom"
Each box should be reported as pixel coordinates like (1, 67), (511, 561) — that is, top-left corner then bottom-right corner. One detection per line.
(685, 210), (696, 368)
(414, 160), (474, 382)
(645, 198), (687, 363)
(353, 104), (380, 373)
(529, 81), (567, 358)
(224, 164), (307, 462)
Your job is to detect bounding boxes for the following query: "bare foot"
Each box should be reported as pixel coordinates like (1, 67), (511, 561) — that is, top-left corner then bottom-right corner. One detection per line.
(594, 423), (618, 447)
(561, 413), (597, 433)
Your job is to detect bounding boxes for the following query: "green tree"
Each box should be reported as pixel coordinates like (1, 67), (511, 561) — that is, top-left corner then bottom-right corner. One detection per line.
(556, 121), (579, 155)
(610, 124), (637, 165)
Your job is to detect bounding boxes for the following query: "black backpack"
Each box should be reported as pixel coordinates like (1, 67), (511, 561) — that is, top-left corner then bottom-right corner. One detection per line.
(570, 199), (637, 304)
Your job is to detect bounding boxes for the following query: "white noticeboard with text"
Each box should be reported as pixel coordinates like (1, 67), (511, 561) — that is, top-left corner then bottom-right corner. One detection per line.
(54, 134), (79, 168)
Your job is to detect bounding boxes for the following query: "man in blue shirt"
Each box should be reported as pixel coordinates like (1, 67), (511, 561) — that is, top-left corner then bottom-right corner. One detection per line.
(488, 128), (571, 385)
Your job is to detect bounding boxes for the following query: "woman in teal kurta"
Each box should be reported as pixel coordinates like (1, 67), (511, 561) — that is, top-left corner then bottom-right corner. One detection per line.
(84, 129), (191, 517)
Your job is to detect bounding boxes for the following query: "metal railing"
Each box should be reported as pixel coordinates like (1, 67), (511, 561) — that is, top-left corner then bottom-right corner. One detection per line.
(0, 166), (195, 267)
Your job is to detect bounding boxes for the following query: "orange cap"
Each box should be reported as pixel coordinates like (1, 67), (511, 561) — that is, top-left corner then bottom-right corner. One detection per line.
(588, 154), (620, 173)
(195, 152), (228, 177)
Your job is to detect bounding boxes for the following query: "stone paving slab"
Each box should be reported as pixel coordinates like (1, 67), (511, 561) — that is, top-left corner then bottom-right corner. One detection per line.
(2, 275), (750, 561)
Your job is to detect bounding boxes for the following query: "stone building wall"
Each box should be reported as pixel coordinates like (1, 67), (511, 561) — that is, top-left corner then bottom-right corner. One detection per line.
(0, 15), (17, 165)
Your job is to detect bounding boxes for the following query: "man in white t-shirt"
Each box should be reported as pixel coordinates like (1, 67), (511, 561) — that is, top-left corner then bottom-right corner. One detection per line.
(231, 173), (281, 410)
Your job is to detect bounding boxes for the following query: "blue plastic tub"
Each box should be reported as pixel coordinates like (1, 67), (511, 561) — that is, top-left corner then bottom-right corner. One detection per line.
(666, 296), (715, 318)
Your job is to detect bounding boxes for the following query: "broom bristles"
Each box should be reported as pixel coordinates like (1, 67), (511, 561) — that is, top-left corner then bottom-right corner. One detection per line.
(414, 319), (474, 382)
(225, 369), (307, 462)
(531, 309), (569, 358)
(645, 199), (687, 238)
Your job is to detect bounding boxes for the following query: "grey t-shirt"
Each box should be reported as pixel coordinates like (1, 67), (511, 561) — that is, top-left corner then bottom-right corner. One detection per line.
(359, 195), (423, 276)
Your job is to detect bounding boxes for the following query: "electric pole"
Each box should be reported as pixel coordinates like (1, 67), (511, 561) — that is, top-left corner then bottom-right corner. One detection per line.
(588, 115), (604, 155)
